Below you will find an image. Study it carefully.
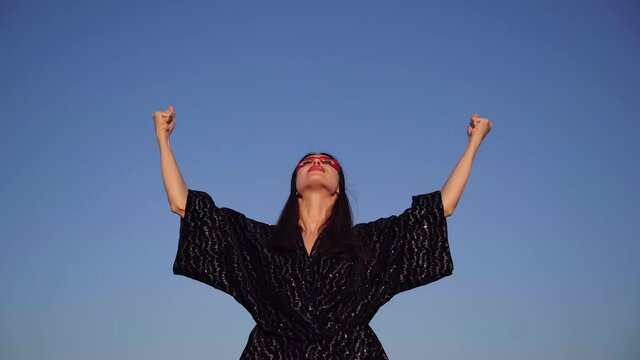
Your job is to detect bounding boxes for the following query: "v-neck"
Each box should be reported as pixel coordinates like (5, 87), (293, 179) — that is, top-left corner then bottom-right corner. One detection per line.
(298, 227), (327, 258)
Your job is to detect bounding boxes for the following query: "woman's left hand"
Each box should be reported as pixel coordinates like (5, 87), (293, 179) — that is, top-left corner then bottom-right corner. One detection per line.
(467, 113), (492, 144)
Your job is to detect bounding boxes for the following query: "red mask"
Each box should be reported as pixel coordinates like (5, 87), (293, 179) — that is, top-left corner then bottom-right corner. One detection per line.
(296, 155), (340, 172)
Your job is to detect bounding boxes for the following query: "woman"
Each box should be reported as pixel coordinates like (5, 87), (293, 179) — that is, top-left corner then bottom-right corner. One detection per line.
(154, 105), (492, 359)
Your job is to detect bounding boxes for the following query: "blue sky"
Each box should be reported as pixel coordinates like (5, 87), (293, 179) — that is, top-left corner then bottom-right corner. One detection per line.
(1, 0), (638, 359)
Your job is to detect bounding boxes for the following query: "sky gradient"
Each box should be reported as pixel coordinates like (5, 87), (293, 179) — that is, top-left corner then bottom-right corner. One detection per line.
(1, 0), (639, 359)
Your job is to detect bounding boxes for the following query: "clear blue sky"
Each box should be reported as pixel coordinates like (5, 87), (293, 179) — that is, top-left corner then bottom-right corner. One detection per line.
(1, 0), (638, 359)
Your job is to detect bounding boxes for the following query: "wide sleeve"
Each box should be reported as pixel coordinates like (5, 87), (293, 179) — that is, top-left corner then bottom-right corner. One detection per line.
(354, 190), (454, 301)
(172, 189), (263, 304)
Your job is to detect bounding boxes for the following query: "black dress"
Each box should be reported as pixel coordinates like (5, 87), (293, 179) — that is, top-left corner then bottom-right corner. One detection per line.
(173, 189), (454, 359)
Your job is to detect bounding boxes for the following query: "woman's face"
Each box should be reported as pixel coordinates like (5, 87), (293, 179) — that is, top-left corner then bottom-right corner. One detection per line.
(295, 154), (340, 197)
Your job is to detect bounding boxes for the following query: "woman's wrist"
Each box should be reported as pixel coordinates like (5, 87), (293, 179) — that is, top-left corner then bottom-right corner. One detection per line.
(466, 138), (481, 152)
(157, 135), (171, 149)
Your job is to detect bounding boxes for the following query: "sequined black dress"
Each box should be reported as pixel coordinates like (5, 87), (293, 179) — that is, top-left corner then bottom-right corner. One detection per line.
(173, 189), (454, 359)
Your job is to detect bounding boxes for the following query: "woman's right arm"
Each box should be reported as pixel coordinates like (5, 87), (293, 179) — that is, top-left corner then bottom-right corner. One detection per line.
(154, 105), (188, 217)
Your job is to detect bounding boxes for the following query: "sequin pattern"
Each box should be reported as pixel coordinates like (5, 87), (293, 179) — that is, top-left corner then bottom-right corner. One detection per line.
(173, 189), (454, 359)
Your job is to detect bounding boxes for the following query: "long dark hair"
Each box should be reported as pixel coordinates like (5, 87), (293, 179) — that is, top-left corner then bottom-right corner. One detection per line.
(268, 152), (364, 259)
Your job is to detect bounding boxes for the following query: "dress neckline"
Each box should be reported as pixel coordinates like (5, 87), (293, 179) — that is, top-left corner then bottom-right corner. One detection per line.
(297, 226), (327, 258)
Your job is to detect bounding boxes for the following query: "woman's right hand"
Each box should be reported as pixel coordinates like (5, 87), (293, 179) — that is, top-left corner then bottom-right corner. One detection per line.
(153, 105), (176, 141)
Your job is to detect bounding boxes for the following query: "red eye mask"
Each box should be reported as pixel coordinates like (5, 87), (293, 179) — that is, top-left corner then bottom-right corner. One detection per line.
(296, 155), (340, 172)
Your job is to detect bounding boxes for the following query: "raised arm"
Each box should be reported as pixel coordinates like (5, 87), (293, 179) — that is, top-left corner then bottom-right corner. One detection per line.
(154, 105), (189, 217)
(440, 113), (492, 217)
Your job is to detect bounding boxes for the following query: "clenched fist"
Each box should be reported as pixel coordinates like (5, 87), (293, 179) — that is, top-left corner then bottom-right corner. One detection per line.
(467, 112), (492, 144)
(153, 105), (176, 141)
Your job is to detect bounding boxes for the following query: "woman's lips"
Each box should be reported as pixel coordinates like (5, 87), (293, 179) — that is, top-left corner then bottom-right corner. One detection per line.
(309, 165), (324, 172)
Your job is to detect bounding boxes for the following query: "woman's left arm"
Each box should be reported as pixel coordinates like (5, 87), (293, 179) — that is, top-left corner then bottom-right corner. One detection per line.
(440, 113), (493, 217)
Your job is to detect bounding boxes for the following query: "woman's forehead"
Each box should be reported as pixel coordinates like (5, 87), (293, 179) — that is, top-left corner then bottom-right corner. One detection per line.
(305, 153), (331, 158)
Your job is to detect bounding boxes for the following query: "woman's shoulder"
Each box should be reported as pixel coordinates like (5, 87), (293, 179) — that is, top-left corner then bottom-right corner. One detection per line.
(352, 215), (396, 235)
(220, 206), (274, 237)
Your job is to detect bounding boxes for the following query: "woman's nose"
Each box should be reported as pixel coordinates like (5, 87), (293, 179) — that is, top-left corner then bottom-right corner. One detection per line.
(312, 158), (322, 165)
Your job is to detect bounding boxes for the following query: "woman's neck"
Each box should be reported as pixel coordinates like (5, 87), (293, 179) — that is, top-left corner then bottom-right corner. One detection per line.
(297, 191), (337, 234)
